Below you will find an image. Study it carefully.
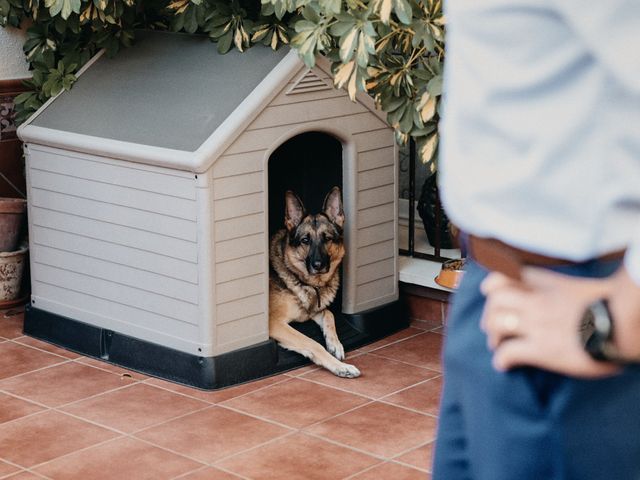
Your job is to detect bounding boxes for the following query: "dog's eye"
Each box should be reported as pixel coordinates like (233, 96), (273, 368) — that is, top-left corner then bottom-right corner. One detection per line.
(300, 236), (310, 245)
(323, 234), (333, 242)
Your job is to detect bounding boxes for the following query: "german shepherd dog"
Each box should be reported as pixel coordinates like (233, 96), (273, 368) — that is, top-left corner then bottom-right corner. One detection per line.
(269, 187), (361, 378)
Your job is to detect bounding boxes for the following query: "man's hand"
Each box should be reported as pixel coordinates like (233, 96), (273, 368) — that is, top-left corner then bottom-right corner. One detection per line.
(478, 266), (640, 377)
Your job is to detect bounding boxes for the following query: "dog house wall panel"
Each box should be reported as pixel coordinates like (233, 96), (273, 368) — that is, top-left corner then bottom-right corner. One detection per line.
(25, 144), (211, 354)
(209, 64), (397, 331)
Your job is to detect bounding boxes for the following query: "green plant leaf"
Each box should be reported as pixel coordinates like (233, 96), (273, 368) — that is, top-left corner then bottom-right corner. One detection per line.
(338, 27), (358, 62)
(217, 29), (233, 53)
(427, 74), (442, 96)
(393, 0), (411, 24)
(44, 0), (80, 19)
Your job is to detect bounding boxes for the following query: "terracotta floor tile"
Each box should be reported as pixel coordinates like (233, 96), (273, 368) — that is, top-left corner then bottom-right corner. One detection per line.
(350, 462), (427, 479)
(357, 328), (424, 353)
(135, 406), (290, 463)
(222, 378), (368, 429)
(0, 459), (20, 478)
(301, 354), (439, 399)
(383, 376), (442, 415)
(13, 337), (81, 360)
(0, 393), (44, 425)
(0, 312), (24, 340)
(372, 332), (443, 371)
(0, 343), (67, 381)
(35, 436), (203, 480)
(178, 467), (244, 479)
(73, 357), (148, 381)
(0, 410), (119, 467)
(395, 442), (434, 472)
(217, 432), (378, 480)
(144, 374), (290, 403)
(305, 402), (437, 458)
(61, 383), (209, 433)
(0, 362), (136, 408)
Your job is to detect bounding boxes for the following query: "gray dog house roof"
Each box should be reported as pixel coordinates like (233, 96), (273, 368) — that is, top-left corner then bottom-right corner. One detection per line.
(31, 31), (289, 152)
(20, 30), (389, 173)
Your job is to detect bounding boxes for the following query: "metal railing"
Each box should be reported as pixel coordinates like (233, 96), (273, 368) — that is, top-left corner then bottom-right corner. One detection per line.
(398, 139), (456, 263)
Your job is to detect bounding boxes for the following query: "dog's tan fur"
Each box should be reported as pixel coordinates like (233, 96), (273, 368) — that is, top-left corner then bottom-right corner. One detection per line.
(268, 187), (360, 378)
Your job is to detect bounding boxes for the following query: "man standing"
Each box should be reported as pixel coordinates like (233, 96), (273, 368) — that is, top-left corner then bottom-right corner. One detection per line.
(434, 1), (640, 479)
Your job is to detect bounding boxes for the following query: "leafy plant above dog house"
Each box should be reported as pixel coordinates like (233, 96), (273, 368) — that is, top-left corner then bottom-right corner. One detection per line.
(17, 30), (404, 389)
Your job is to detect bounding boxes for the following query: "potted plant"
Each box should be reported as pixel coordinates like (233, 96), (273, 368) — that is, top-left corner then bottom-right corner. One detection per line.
(0, 197), (28, 304)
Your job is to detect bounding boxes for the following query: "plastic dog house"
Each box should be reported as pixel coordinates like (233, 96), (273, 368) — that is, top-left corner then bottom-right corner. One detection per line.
(18, 30), (405, 389)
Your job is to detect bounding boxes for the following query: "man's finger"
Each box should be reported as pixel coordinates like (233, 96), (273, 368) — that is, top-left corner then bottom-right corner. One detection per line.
(480, 272), (519, 295)
(494, 339), (622, 378)
(520, 266), (559, 290)
(492, 338), (535, 371)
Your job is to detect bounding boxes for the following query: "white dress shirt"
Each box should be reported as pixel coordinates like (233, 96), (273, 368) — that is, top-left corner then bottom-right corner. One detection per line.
(440, 0), (640, 283)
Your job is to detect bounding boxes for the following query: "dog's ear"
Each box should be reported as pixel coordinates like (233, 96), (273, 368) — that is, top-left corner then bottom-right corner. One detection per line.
(284, 191), (305, 231)
(323, 186), (344, 228)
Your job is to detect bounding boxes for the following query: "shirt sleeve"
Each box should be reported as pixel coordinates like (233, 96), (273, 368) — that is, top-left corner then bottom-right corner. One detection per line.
(558, 1), (640, 94)
(625, 235), (640, 286)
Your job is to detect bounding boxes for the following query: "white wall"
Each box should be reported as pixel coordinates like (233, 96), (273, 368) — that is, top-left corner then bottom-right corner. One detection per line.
(0, 27), (29, 80)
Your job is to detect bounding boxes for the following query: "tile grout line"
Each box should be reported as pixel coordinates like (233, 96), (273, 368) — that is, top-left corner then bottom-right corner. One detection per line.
(0, 407), (51, 429)
(357, 329), (428, 354)
(169, 464), (252, 480)
(10, 337), (83, 360)
(21, 436), (127, 474)
(294, 375), (379, 401)
(169, 465), (211, 480)
(341, 459), (389, 480)
(376, 375), (443, 401)
(391, 457), (432, 474)
(389, 439), (436, 470)
(57, 401), (213, 437)
(302, 430), (390, 462)
(5, 338), (76, 361)
(367, 350), (442, 372)
(0, 358), (73, 384)
(276, 373), (378, 396)
(0, 458), (25, 480)
(295, 369), (441, 405)
(71, 357), (149, 379)
(214, 402), (304, 431)
(141, 374), (293, 405)
(52, 379), (150, 410)
(205, 430), (299, 468)
(376, 398), (439, 419)
(128, 403), (217, 436)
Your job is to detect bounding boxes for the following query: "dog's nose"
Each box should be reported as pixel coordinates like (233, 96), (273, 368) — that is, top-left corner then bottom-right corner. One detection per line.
(312, 260), (323, 271)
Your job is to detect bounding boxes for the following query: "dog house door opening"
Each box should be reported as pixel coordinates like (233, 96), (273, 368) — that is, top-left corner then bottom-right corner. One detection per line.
(268, 131), (344, 305)
(268, 132), (343, 237)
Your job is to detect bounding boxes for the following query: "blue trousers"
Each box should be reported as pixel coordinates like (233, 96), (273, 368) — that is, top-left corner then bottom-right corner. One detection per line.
(433, 258), (640, 480)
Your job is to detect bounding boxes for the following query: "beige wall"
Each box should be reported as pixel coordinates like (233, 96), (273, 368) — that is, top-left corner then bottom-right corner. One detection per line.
(0, 27), (29, 80)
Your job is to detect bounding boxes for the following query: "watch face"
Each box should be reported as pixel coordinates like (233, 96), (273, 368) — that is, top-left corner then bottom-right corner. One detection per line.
(582, 299), (620, 362)
(580, 308), (596, 346)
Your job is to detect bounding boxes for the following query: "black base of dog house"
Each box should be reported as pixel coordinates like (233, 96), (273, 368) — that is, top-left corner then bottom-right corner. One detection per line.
(24, 302), (408, 390)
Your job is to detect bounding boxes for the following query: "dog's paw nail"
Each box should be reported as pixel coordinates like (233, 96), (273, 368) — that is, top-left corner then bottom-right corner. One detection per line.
(327, 344), (345, 361)
(335, 364), (360, 378)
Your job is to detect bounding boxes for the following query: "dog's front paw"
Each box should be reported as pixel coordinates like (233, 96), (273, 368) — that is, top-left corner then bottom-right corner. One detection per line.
(332, 362), (361, 378)
(326, 340), (345, 361)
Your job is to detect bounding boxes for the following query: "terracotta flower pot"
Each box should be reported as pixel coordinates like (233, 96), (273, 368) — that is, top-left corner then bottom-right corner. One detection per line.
(0, 243), (28, 301)
(0, 198), (27, 252)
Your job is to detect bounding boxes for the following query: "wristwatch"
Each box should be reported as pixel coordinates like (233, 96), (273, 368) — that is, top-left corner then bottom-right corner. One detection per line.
(581, 299), (624, 362)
